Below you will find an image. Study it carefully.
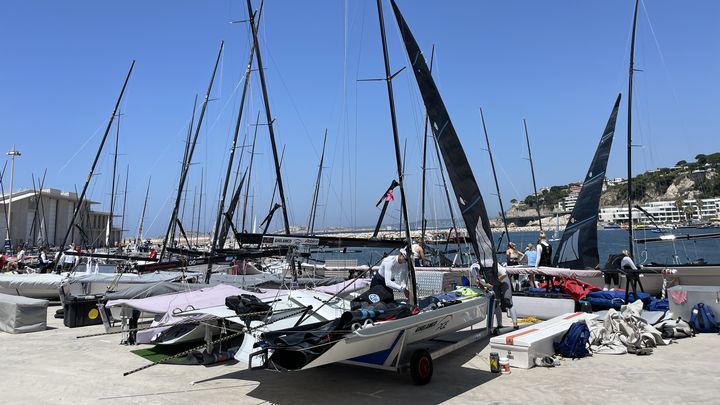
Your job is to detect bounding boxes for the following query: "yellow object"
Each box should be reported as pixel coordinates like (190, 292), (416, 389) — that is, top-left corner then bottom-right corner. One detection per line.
(88, 308), (99, 320)
(518, 316), (542, 324)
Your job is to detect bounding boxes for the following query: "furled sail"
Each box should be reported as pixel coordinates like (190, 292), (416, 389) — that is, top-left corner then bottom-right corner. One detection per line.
(554, 94), (621, 269)
(390, 0), (497, 280)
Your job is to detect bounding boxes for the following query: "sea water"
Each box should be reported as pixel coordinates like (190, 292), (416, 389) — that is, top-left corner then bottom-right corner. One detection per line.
(309, 228), (720, 267)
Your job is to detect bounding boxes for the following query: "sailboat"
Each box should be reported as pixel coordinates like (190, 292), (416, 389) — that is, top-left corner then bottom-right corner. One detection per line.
(247, 0), (493, 385)
(549, 213), (561, 242)
(553, 95), (622, 269)
(548, 0), (720, 295)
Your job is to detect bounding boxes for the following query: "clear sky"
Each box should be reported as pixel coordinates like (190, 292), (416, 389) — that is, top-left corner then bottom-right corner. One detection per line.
(1, 0), (718, 239)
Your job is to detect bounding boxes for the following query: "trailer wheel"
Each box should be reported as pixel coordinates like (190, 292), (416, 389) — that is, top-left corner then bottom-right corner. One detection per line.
(410, 349), (433, 385)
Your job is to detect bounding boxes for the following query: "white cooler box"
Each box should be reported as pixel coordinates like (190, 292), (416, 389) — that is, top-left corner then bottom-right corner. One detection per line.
(512, 293), (576, 320)
(668, 285), (720, 322)
(490, 312), (598, 369)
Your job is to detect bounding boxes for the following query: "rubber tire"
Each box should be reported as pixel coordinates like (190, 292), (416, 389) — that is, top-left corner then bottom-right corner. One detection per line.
(410, 349), (433, 385)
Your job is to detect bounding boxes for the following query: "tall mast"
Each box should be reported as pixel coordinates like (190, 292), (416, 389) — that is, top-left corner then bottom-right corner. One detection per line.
(189, 186), (197, 244)
(481, 108), (510, 241)
(242, 111), (261, 232)
(136, 177), (151, 244)
(420, 45), (435, 243)
(197, 168), (204, 246)
(627, 0), (639, 257)
(306, 131), (327, 235)
(173, 95), (198, 246)
(120, 165), (129, 244)
(159, 42), (223, 261)
(246, 0), (291, 234)
(524, 119), (543, 232)
(108, 112), (120, 246)
(206, 44), (256, 283)
(375, 0), (417, 304)
(58, 61), (134, 257)
(433, 134), (462, 259)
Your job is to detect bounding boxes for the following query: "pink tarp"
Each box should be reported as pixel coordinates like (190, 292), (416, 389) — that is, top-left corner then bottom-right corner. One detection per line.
(106, 284), (288, 314)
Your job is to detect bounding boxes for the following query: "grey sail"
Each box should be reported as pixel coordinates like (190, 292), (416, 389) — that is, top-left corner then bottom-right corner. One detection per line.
(554, 94), (622, 269)
(390, 0), (497, 280)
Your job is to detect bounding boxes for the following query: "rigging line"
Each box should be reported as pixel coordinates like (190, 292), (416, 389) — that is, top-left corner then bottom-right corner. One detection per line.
(57, 120), (106, 175)
(258, 22), (319, 161)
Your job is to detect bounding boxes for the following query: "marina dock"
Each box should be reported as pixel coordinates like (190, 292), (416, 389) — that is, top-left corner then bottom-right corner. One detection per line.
(1, 306), (716, 404)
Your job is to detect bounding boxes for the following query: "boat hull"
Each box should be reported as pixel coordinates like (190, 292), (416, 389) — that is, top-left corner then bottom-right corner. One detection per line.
(273, 295), (489, 370)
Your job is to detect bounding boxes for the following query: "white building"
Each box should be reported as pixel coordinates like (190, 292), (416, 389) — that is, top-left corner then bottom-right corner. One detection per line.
(599, 198), (720, 224)
(0, 188), (121, 248)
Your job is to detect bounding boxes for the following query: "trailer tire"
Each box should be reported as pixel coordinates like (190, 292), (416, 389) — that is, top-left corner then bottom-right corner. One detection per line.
(410, 349), (433, 385)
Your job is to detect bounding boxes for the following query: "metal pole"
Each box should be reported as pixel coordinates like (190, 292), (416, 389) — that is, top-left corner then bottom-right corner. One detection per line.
(420, 45), (435, 243)
(627, 0), (639, 258)
(5, 146), (21, 243)
(58, 62), (134, 257)
(523, 119), (543, 232)
(480, 108), (510, 241)
(246, 0), (291, 234)
(376, 0), (417, 304)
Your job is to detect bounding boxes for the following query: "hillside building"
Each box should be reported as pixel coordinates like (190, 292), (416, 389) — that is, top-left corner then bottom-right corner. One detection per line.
(599, 198), (720, 225)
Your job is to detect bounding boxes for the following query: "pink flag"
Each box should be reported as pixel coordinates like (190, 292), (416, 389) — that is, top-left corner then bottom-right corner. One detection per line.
(385, 189), (395, 202)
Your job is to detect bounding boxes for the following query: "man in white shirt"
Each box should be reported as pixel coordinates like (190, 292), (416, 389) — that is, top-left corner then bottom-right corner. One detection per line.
(371, 248), (410, 299)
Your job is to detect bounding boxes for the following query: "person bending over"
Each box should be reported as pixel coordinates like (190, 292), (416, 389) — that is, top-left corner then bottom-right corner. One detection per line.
(371, 248), (410, 299)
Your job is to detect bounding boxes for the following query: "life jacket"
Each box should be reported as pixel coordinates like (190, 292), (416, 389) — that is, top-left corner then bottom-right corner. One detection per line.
(538, 241), (552, 266)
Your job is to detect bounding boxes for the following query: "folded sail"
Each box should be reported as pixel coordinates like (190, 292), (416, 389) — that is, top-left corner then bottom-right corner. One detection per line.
(390, 0), (497, 280)
(554, 94), (622, 269)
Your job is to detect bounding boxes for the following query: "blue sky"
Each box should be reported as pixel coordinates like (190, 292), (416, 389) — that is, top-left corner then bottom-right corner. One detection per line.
(1, 0), (718, 239)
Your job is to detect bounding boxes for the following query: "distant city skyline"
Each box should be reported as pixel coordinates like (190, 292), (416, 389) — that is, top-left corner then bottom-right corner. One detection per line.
(1, 0), (719, 238)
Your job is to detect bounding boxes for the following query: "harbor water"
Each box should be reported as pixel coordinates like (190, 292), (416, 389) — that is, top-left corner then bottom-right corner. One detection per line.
(310, 228), (720, 267)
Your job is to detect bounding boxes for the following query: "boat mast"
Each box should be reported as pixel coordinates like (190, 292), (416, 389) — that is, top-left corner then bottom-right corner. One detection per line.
(246, 0), (290, 235)
(120, 165), (129, 245)
(108, 112), (120, 247)
(480, 108), (510, 242)
(420, 45), (435, 243)
(136, 177), (151, 244)
(206, 43), (256, 283)
(306, 130), (327, 235)
(627, 0), (639, 257)
(197, 168), (203, 246)
(159, 42), (223, 261)
(242, 111), (261, 232)
(57, 61), (134, 258)
(431, 118), (462, 260)
(375, 0), (417, 304)
(523, 119), (543, 232)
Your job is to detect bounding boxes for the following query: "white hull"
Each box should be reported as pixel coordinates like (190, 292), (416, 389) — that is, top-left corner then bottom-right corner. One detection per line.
(273, 296), (489, 370)
(180, 289), (352, 365)
(578, 265), (720, 295)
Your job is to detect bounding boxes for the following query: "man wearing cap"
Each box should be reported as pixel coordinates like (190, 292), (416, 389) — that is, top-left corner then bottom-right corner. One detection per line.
(371, 248), (410, 299)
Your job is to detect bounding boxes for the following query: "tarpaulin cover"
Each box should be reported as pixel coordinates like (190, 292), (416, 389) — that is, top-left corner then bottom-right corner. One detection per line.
(0, 292), (49, 333)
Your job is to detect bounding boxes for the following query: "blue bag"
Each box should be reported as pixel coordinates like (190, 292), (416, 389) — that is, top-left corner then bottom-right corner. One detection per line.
(690, 303), (718, 333)
(554, 320), (591, 358)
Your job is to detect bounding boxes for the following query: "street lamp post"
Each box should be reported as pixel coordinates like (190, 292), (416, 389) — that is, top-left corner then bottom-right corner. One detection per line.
(5, 145), (21, 249)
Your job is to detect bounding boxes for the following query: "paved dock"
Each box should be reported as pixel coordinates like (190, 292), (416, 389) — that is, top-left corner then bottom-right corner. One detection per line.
(1, 305), (718, 404)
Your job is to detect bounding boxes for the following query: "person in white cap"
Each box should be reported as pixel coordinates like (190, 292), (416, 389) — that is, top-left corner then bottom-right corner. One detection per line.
(371, 248), (410, 299)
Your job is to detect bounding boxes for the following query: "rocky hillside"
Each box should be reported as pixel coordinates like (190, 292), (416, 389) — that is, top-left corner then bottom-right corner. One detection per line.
(513, 153), (720, 212)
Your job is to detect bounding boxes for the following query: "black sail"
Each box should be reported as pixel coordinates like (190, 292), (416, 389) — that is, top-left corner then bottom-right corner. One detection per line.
(390, 0), (497, 279)
(554, 94), (621, 269)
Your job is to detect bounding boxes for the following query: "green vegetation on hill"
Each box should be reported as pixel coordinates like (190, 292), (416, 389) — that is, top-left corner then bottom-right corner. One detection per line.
(515, 153), (720, 211)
